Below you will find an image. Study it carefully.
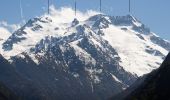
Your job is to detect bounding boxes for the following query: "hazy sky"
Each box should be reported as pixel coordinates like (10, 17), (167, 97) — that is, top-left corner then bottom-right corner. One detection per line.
(0, 0), (169, 40)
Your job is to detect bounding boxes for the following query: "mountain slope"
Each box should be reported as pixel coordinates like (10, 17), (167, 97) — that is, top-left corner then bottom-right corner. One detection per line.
(0, 81), (19, 100)
(9, 23), (136, 100)
(0, 27), (11, 56)
(0, 7), (169, 100)
(0, 55), (54, 100)
(111, 52), (170, 100)
(124, 52), (170, 100)
(88, 14), (168, 76)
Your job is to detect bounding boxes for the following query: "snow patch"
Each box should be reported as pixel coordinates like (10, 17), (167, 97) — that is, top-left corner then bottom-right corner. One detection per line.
(102, 25), (168, 76)
(85, 67), (102, 84)
(70, 39), (96, 65)
(110, 73), (122, 84)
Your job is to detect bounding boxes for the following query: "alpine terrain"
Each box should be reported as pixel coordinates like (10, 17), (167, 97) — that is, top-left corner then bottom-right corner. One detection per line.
(111, 52), (170, 100)
(0, 7), (169, 100)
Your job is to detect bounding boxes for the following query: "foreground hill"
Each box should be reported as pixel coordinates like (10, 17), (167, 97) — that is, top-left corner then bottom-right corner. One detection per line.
(0, 81), (18, 100)
(125, 52), (170, 100)
(111, 52), (170, 100)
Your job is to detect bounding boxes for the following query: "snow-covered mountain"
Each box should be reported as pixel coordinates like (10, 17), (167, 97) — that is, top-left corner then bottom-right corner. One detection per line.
(0, 27), (11, 54)
(1, 13), (169, 76)
(0, 7), (169, 100)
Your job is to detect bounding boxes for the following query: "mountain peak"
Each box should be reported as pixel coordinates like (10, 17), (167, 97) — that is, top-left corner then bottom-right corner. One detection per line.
(24, 17), (52, 28)
(126, 14), (139, 22)
(113, 14), (141, 26)
(87, 14), (111, 29)
(71, 18), (79, 27)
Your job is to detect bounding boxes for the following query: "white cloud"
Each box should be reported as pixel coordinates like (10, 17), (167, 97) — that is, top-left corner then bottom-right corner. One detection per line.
(0, 6), (99, 34)
(0, 21), (20, 33)
(0, 27), (11, 39)
(0, 6), (99, 42)
(0, 21), (8, 26)
(42, 5), (100, 24)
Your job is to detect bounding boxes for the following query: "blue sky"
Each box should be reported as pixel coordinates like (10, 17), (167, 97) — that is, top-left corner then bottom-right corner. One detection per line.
(0, 0), (169, 40)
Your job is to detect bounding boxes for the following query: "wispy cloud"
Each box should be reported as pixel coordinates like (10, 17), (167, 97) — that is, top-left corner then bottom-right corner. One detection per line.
(0, 5), (99, 34)
(42, 5), (100, 24)
(0, 21), (20, 33)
